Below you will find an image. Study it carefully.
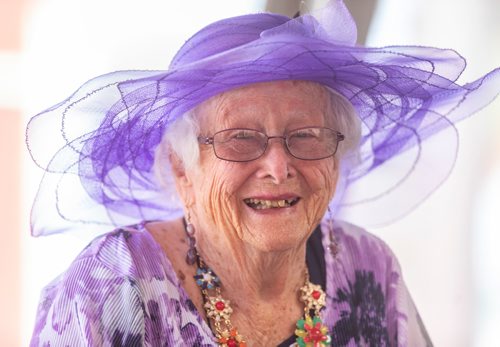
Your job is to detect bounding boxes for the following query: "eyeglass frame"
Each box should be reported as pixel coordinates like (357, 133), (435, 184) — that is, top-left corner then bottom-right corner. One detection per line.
(197, 126), (345, 162)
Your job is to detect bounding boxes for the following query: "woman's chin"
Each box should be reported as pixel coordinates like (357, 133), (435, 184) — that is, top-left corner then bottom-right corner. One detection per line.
(245, 233), (307, 253)
(240, 204), (311, 252)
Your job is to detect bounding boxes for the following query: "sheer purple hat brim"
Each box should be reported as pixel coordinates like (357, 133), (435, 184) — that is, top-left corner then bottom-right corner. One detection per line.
(26, 0), (500, 236)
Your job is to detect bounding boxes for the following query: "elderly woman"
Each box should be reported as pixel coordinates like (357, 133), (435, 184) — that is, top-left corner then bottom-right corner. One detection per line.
(28, 1), (498, 346)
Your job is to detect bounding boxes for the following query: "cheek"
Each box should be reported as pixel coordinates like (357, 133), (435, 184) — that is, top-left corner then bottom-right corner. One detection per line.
(193, 160), (245, 237)
(303, 160), (338, 223)
(324, 160), (339, 199)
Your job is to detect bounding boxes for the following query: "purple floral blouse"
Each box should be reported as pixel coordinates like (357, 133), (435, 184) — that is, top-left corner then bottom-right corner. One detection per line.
(31, 220), (432, 346)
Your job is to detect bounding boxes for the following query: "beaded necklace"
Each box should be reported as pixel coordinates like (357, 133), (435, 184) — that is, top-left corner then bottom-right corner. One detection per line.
(193, 252), (331, 347)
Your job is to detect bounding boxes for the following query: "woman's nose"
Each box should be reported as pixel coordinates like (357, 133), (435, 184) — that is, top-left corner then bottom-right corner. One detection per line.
(256, 138), (295, 183)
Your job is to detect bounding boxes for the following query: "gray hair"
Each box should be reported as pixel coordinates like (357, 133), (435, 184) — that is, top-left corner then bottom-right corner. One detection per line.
(154, 88), (361, 182)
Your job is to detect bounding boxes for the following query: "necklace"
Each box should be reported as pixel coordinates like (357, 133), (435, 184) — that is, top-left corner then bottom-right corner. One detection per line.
(193, 253), (331, 347)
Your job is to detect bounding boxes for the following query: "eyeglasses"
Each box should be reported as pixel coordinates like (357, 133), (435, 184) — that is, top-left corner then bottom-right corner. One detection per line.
(198, 127), (345, 162)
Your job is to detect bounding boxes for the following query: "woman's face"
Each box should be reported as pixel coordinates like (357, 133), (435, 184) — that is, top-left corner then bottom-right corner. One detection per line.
(176, 81), (339, 252)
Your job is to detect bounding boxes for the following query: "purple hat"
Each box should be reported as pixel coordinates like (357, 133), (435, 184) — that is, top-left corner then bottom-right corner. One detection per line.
(27, 0), (500, 236)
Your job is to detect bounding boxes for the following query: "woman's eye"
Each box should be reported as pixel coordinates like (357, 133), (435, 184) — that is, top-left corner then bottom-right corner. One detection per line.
(233, 131), (255, 140)
(292, 130), (317, 138)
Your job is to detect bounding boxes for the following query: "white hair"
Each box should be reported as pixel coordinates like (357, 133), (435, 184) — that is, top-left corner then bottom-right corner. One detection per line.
(153, 110), (200, 192)
(326, 88), (362, 165)
(153, 86), (361, 184)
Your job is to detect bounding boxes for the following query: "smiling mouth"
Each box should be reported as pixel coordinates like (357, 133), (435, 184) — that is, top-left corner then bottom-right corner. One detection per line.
(244, 198), (300, 210)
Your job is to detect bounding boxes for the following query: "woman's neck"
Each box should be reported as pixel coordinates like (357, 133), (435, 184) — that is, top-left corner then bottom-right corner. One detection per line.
(196, 227), (308, 303)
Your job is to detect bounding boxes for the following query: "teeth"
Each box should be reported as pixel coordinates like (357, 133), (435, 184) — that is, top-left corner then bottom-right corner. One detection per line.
(244, 198), (298, 209)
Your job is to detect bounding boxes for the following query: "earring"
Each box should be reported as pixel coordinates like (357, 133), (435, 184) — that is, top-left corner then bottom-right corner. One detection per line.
(326, 206), (339, 258)
(184, 212), (197, 265)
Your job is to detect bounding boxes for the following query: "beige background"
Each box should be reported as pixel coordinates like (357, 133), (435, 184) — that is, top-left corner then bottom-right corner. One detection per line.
(0, 0), (24, 345)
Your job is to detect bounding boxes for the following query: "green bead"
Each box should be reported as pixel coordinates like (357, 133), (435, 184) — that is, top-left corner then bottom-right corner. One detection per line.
(297, 319), (305, 329)
(296, 337), (306, 347)
(313, 316), (322, 325)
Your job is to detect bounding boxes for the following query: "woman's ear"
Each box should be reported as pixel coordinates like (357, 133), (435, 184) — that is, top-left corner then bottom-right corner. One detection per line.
(170, 151), (192, 188)
(169, 150), (196, 209)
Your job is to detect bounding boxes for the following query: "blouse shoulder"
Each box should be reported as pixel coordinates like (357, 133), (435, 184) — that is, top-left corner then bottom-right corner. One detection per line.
(75, 225), (166, 279)
(332, 219), (394, 251)
(325, 219), (401, 273)
(31, 224), (215, 346)
(31, 227), (148, 346)
(320, 219), (433, 346)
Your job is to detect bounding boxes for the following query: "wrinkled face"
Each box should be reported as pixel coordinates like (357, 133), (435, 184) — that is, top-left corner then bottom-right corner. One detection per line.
(175, 80), (339, 252)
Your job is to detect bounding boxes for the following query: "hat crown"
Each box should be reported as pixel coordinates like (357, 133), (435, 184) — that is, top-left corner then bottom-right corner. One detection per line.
(170, 0), (358, 69)
(169, 13), (289, 69)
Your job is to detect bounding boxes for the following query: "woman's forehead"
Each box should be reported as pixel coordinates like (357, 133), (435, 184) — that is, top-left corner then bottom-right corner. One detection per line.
(195, 81), (330, 128)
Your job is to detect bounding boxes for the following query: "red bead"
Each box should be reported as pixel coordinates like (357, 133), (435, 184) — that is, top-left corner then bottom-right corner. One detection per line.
(309, 327), (323, 341)
(215, 301), (225, 311)
(227, 338), (237, 347)
(312, 290), (321, 300)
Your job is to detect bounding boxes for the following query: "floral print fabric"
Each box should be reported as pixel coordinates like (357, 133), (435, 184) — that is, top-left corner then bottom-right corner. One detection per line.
(31, 220), (432, 346)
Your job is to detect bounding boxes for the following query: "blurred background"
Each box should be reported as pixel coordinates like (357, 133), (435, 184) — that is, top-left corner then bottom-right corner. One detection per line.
(1, 0), (498, 345)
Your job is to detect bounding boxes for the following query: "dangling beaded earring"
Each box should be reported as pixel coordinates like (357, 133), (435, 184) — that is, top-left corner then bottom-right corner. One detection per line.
(326, 206), (339, 258)
(184, 213), (197, 265)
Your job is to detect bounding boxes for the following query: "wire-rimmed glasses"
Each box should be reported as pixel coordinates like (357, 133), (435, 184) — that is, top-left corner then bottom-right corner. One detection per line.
(198, 127), (345, 162)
